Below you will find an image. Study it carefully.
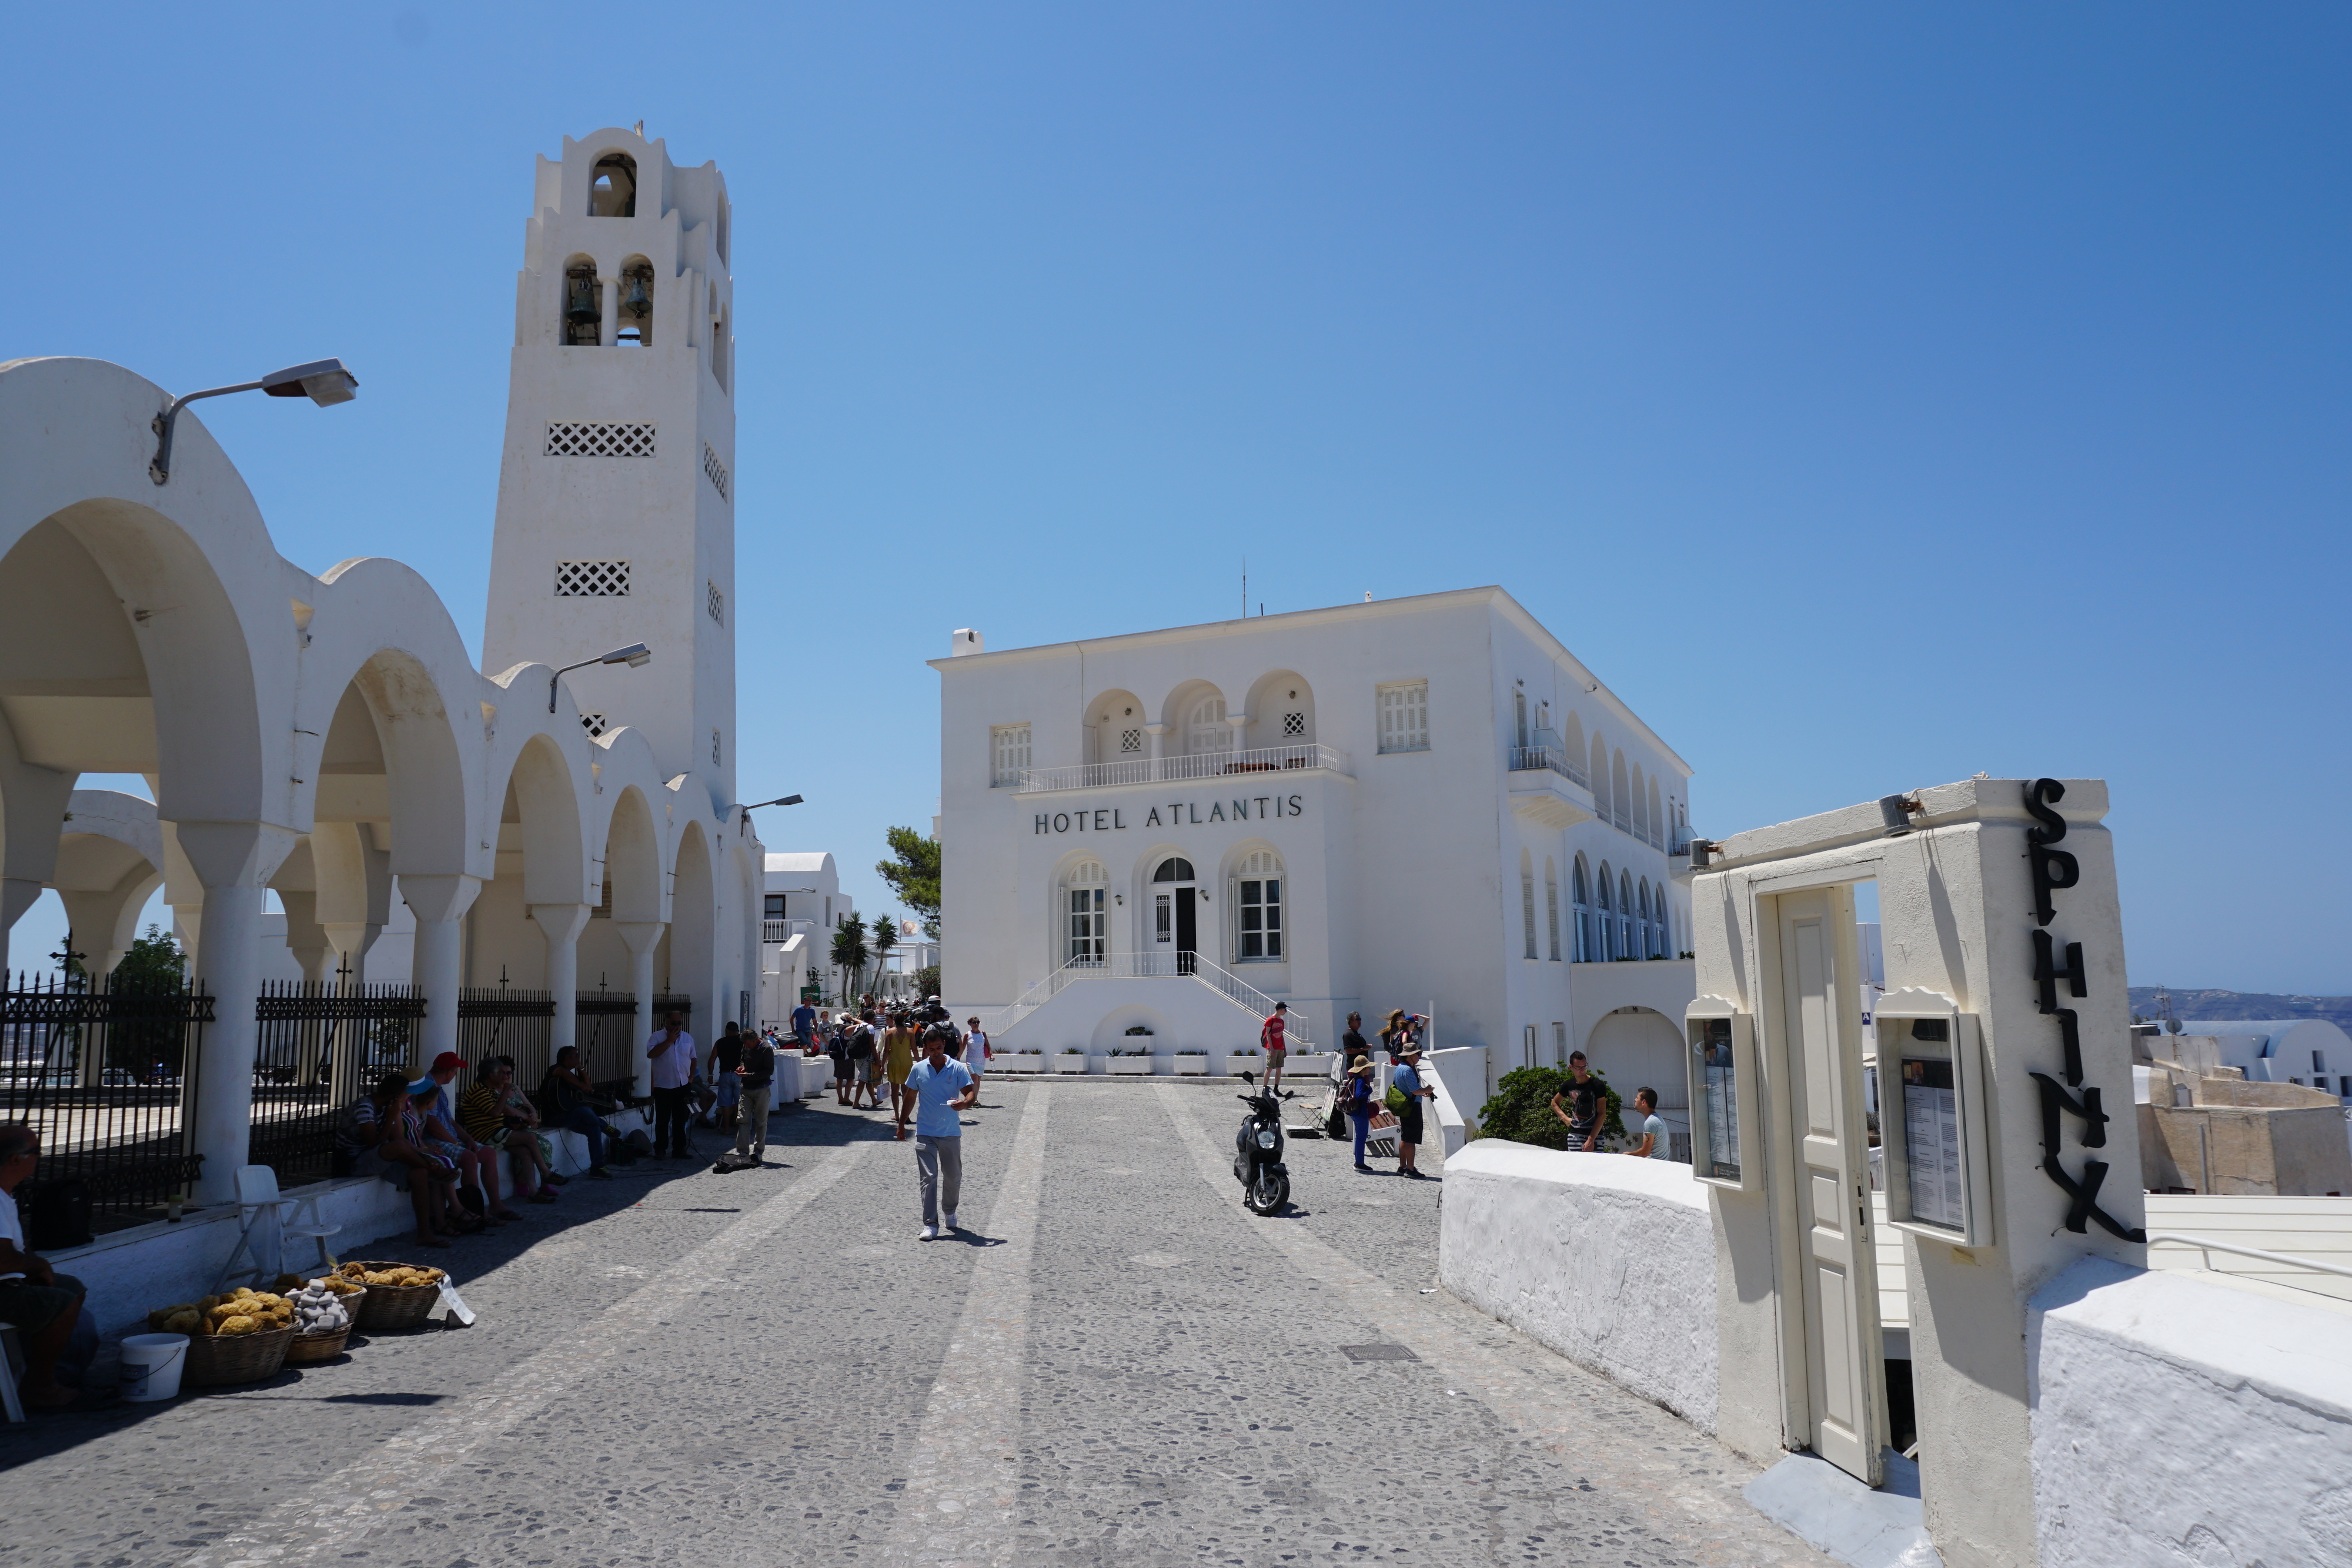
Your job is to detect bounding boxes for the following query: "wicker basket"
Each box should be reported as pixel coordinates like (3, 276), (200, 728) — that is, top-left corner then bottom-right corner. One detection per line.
(184, 1323), (296, 1387)
(345, 1265), (446, 1332)
(285, 1323), (353, 1363)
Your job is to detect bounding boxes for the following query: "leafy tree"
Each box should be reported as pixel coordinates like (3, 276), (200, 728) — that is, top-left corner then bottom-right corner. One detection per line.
(108, 924), (191, 1080)
(828, 915), (869, 1004)
(1475, 1064), (1624, 1151)
(877, 827), (941, 939)
(871, 914), (898, 981)
(912, 964), (941, 999)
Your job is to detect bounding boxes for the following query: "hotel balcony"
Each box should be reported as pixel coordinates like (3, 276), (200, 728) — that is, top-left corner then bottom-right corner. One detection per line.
(1507, 739), (1595, 830)
(1015, 742), (1351, 794)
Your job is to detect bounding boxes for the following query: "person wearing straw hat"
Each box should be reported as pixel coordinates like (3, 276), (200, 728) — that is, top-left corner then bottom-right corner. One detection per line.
(1391, 1044), (1436, 1179)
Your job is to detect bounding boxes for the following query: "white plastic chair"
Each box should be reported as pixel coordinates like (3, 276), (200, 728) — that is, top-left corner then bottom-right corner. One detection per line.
(212, 1165), (340, 1291)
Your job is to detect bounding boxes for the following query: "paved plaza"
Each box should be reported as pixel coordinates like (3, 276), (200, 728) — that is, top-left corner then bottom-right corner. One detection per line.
(0, 1081), (1829, 1567)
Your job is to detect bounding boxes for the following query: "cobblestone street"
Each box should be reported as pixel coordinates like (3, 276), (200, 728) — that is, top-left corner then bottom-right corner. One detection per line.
(0, 1081), (1829, 1567)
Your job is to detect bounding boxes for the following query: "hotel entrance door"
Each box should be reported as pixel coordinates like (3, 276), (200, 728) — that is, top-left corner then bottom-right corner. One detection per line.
(1152, 857), (1199, 975)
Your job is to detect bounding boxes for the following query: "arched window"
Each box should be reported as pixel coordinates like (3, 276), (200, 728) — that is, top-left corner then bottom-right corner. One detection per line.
(1185, 695), (1228, 757)
(1520, 850), (1538, 959)
(1620, 872), (1636, 958)
(1562, 712), (1586, 778)
(1638, 880), (1654, 958)
(1612, 751), (1632, 833)
(1152, 857), (1196, 882)
(1649, 778), (1665, 849)
(711, 303), (731, 392)
(1596, 862), (1616, 961)
(616, 258), (654, 347)
(1571, 856), (1593, 962)
(589, 152), (638, 217)
(1063, 860), (1107, 965)
(1544, 857), (1562, 962)
(1632, 764), (1649, 844)
(1591, 734), (1611, 818)
(1235, 850), (1284, 961)
(562, 257), (602, 346)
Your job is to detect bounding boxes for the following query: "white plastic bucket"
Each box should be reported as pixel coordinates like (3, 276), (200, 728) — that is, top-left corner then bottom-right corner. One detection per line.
(119, 1333), (189, 1402)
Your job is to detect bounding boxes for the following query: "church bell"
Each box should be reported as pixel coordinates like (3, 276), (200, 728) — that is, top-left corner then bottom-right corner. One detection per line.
(622, 275), (651, 318)
(565, 276), (600, 325)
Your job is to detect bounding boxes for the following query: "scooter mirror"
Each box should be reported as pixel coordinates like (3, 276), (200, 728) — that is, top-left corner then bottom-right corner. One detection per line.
(1237, 1070), (1255, 1085)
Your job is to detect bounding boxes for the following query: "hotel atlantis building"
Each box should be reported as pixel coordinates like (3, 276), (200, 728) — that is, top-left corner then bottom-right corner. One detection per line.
(934, 587), (1699, 1102)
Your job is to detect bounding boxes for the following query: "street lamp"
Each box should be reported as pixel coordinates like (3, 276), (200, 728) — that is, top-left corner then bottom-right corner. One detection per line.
(549, 641), (652, 713)
(149, 358), (360, 484)
(730, 794), (803, 826)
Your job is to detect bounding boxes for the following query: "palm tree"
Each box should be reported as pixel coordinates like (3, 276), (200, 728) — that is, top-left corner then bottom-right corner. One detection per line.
(871, 914), (898, 996)
(830, 915), (869, 1006)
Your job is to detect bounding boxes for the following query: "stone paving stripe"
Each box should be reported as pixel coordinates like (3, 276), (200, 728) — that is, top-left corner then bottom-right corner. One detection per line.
(183, 1138), (876, 1568)
(878, 1082), (1054, 1568)
(1152, 1082), (1833, 1568)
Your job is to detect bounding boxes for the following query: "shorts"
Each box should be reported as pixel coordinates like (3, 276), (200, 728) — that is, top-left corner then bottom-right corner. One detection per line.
(858, 1057), (879, 1084)
(832, 1057), (854, 1082)
(1265, 1045), (1286, 1059)
(1398, 1104), (1425, 1145)
(0, 1273), (86, 1335)
(716, 1075), (741, 1108)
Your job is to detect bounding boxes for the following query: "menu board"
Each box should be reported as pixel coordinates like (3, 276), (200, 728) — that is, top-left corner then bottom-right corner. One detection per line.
(1901, 1057), (1965, 1232)
(1695, 1019), (1740, 1182)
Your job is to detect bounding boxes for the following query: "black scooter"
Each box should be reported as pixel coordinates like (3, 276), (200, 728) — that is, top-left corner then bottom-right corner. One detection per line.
(1232, 1071), (1296, 1215)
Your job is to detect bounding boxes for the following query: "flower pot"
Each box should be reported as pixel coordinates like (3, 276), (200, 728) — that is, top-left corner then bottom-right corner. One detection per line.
(1288, 1052), (1334, 1078)
(1172, 1055), (1208, 1076)
(999, 1053), (1044, 1074)
(1222, 1054), (1262, 1078)
(1107, 1055), (1154, 1075)
(1053, 1053), (1089, 1074)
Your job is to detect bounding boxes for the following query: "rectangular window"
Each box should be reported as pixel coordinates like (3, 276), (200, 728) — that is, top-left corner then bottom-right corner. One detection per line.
(546, 421), (656, 457)
(1546, 880), (1562, 961)
(990, 724), (1031, 787)
(1378, 680), (1429, 754)
(1154, 893), (1172, 945)
(1238, 878), (1282, 960)
(554, 560), (630, 597)
(764, 895), (787, 921)
(1067, 888), (1106, 964)
(1552, 1022), (1568, 1062)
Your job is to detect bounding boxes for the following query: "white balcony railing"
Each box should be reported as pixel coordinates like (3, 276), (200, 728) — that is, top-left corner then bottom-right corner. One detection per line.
(1506, 744), (1590, 788)
(981, 950), (1308, 1044)
(1017, 743), (1349, 794)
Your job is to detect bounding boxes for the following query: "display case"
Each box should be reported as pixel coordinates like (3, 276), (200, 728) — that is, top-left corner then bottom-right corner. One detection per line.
(1875, 988), (1994, 1247)
(1685, 995), (1759, 1192)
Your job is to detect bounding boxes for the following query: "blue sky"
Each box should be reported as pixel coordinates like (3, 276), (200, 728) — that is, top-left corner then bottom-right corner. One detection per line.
(5, 5), (2346, 992)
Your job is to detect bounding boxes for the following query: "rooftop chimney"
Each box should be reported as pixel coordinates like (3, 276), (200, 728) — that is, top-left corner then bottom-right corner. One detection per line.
(950, 628), (984, 657)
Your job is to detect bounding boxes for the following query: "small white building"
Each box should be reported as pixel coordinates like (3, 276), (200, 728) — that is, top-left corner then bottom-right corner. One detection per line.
(757, 851), (854, 1025)
(932, 587), (1698, 1091)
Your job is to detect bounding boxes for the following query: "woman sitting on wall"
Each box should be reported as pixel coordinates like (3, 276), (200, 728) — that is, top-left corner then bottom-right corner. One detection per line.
(338, 1071), (474, 1247)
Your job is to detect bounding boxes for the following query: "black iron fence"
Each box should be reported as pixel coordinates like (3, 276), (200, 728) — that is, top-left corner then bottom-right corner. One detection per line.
(574, 984), (639, 1098)
(1, 971), (213, 1233)
(459, 984), (556, 1101)
(249, 981), (426, 1189)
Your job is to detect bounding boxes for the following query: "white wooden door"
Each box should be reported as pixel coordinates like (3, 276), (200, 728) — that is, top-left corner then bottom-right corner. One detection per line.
(1776, 888), (1884, 1485)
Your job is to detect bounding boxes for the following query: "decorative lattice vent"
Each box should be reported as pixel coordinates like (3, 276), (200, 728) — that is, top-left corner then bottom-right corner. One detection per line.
(1282, 711), (1306, 736)
(579, 711), (609, 738)
(555, 560), (631, 597)
(546, 422), (656, 457)
(703, 442), (731, 500)
(1120, 727), (1143, 754)
(707, 581), (725, 626)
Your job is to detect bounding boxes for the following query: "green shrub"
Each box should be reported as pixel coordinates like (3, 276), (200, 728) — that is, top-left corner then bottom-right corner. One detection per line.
(1475, 1065), (1623, 1150)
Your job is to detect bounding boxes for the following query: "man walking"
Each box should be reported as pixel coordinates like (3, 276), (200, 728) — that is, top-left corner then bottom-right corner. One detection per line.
(901, 1022), (978, 1239)
(1260, 1001), (1290, 1092)
(734, 1026), (776, 1161)
(1549, 1050), (1606, 1153)
(791, 998), (817, 1055)
(707, 1021), (744, 1138)
(646, 1009), (697, 1159)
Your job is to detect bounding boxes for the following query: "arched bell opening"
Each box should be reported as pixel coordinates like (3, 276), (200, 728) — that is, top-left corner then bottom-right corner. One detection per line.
(589, 152), (637, 218)
(562, 255), (602, 346)
(616, 255), (654, 347)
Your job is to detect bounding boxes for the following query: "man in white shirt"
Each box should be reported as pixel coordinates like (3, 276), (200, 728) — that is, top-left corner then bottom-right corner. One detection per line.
(0, 1122), (89, 1409)
(645, 1011), (699, 1159)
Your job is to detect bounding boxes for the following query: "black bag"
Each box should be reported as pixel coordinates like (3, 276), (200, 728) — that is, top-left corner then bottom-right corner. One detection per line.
(24, 1176), (92, 1250)
(1325, 1101), (1348, 1139)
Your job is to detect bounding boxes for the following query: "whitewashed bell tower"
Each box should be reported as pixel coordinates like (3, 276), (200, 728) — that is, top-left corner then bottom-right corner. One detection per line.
(485, 126), (737, 810)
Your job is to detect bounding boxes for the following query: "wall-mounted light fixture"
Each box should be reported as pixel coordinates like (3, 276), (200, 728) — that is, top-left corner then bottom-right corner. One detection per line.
(550, 642), (652, 711)
(149, 358), (359, 483)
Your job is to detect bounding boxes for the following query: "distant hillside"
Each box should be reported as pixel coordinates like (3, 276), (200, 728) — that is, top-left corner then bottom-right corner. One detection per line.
(2127, 987), (2352, 1037)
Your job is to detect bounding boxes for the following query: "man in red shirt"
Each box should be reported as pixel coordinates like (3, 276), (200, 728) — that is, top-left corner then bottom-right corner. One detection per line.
(1260, 1002), (1289, 1092)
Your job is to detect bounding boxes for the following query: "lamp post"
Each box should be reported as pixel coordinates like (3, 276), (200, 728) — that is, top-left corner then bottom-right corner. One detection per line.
(549, 642), (652, 713)
(149, 359), (360, 484)
(729, 794), (803, 828)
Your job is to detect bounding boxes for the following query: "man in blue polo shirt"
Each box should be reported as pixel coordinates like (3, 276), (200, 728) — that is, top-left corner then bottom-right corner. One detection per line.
(900, 1022), (978, 1239)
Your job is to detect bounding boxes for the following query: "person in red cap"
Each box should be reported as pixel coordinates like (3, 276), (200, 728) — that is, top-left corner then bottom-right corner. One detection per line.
(411, 1053), (523, 1223)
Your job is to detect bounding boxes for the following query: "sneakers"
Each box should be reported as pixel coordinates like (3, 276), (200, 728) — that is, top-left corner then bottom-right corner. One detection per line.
(587, 1165), (613, 1180)
(944, 1212), (958, 1230)
(544, 1172), (571, 1186)
(919, 1224), (940, 1241)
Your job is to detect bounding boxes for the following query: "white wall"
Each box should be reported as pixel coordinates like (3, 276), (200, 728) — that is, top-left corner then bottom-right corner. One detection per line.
(1439, 1139), (1719, 1431)
(2028, 1256), (2352, 1567)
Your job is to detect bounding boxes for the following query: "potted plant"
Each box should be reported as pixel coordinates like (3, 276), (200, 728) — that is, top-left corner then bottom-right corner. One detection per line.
(1288, 1049), (1334, 1078)
(1108, 1045), (1155, 1075)
(1053, 1048), (1089, 1074)
(1223, 1047), (1262, 1077)
(1000, 1050), (1044, 1074)
(1172, 1051), (1208, 1075)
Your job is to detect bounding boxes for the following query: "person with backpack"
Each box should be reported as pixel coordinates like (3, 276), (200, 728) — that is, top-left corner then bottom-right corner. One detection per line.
(827, 1020), (856, 1105)
(848, 1016), (881, 1110)
(1392, 1044), (1436, 1178)
(1341, 1042), (1379, 1172)
(1260, 1002), (1291, 1092)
